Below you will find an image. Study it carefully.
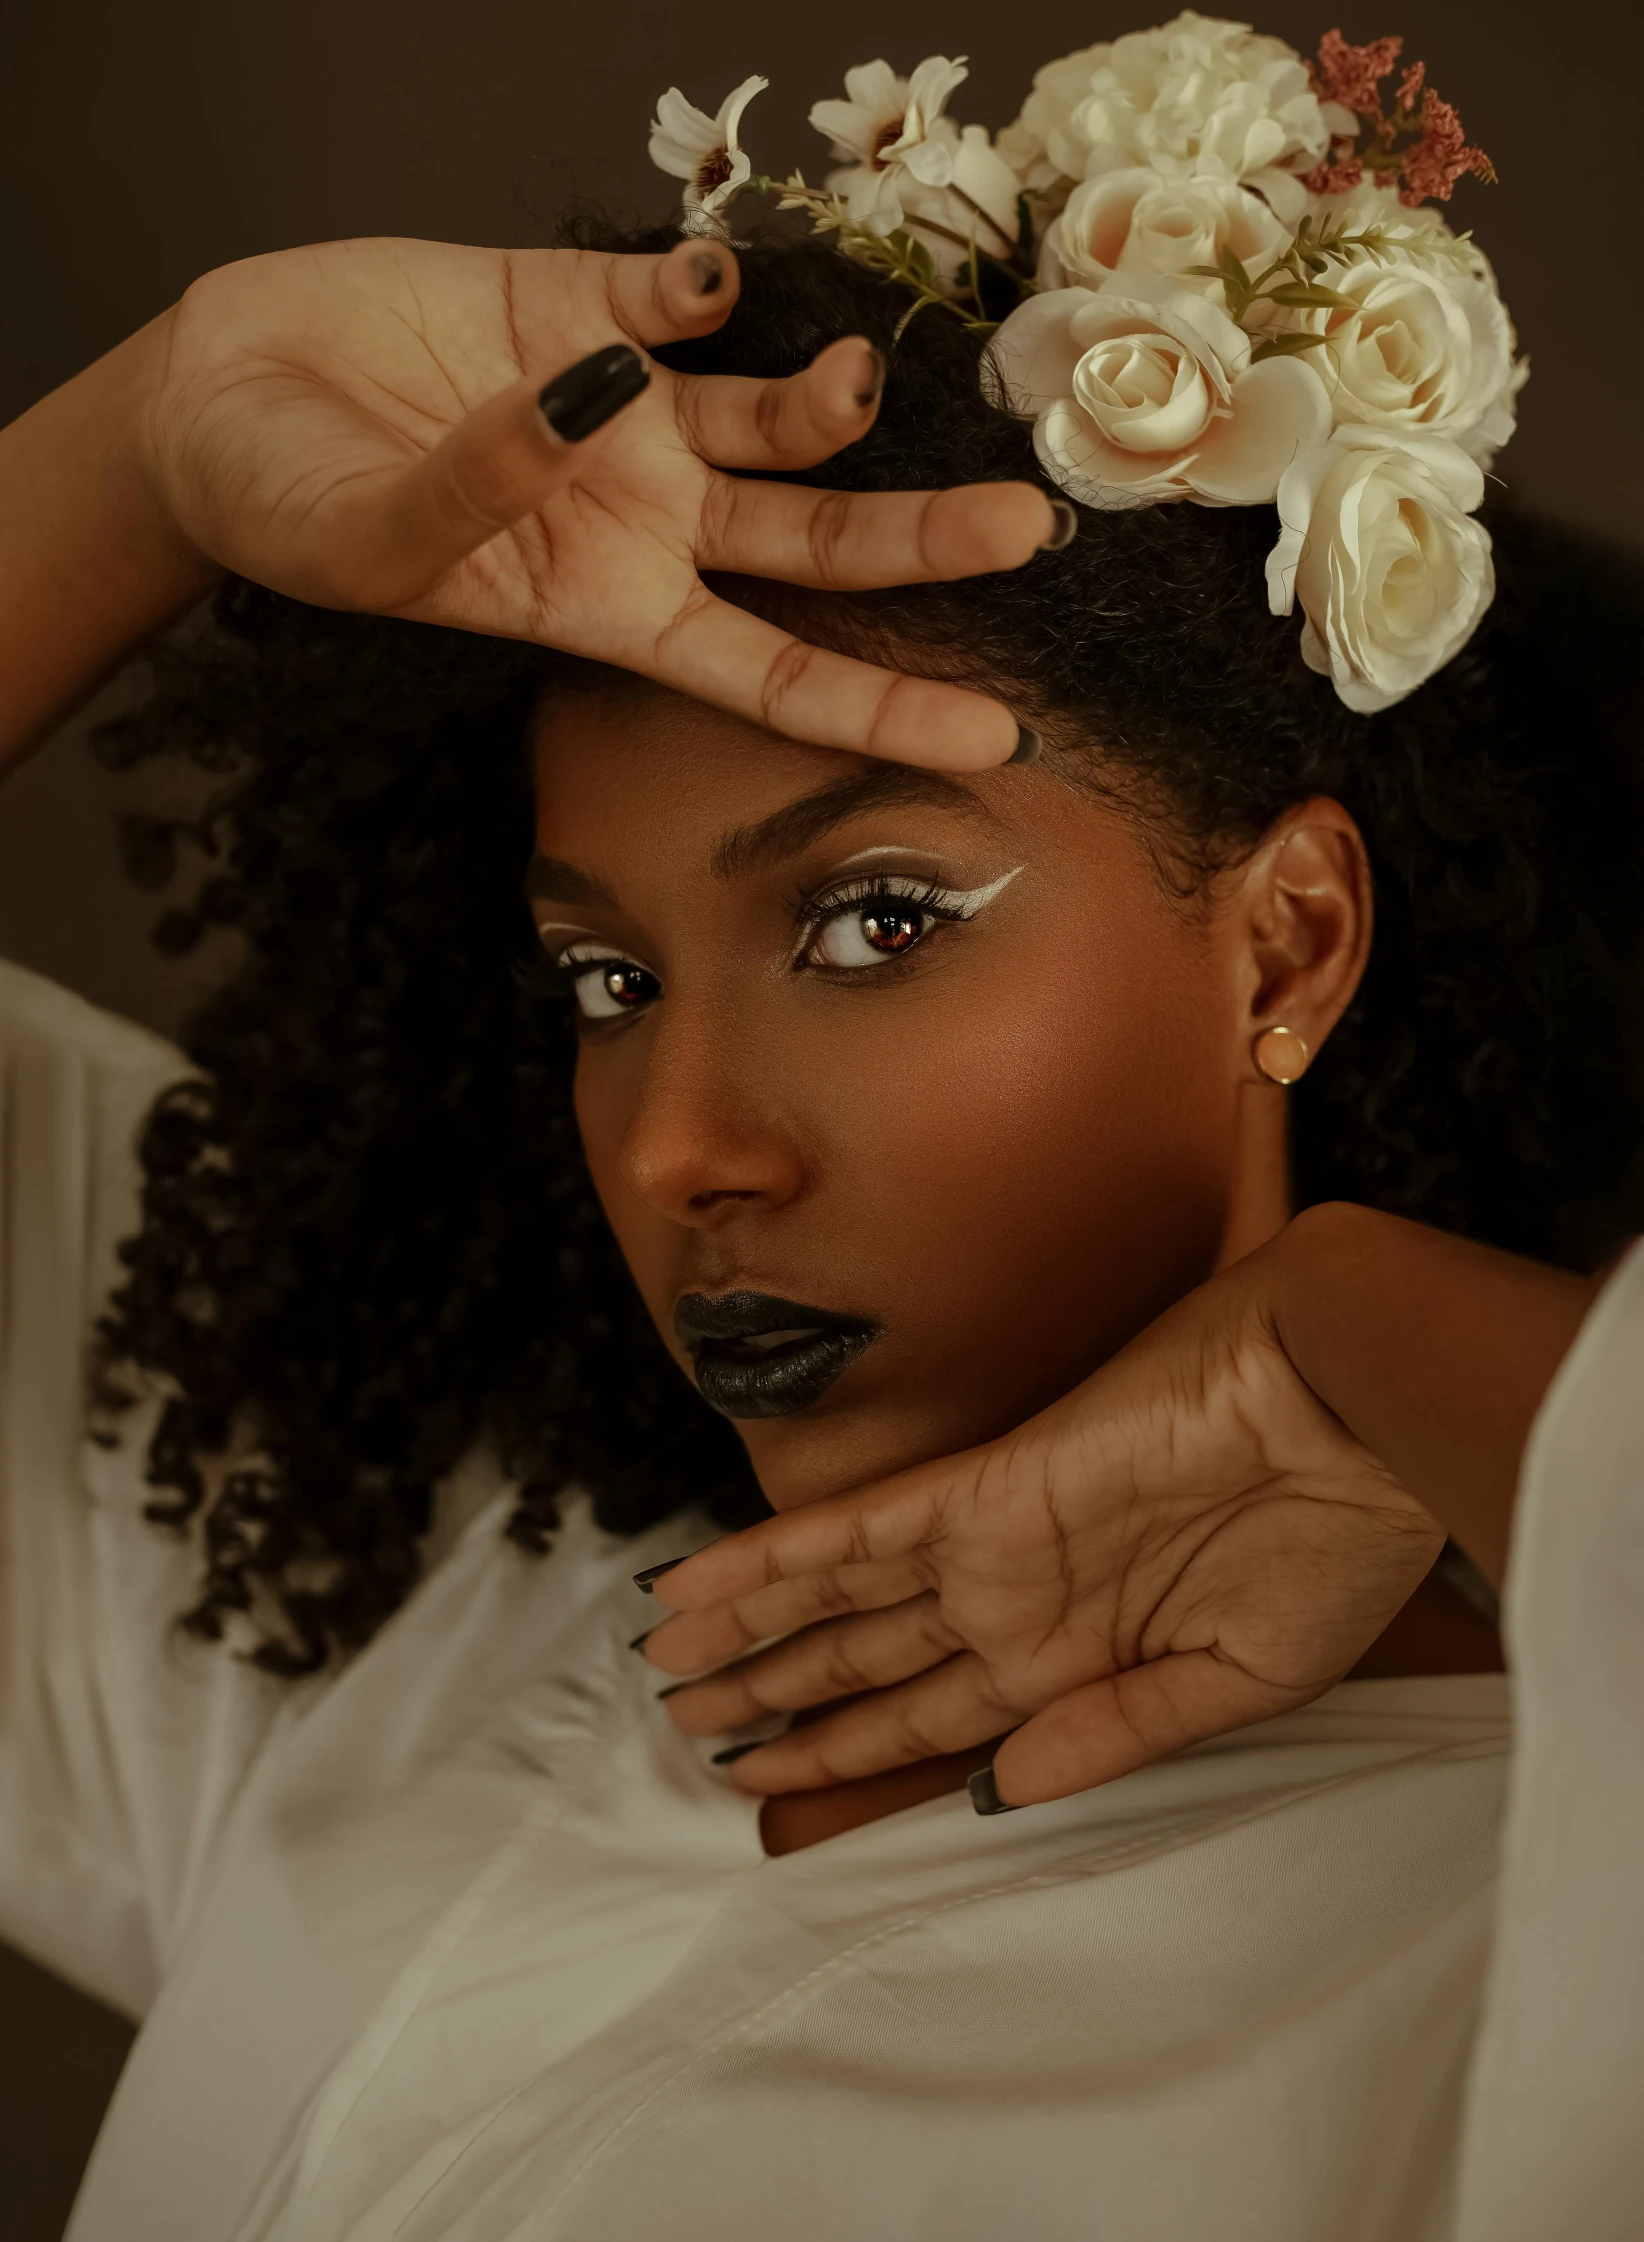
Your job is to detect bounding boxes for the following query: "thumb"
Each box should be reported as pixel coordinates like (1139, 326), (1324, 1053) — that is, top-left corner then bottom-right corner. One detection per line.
(337, 342), (650, 611)
(979, 1650), (1304, 1811)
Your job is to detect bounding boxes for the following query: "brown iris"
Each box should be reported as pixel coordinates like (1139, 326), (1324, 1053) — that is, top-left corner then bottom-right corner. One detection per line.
(861, 908), (923, 954)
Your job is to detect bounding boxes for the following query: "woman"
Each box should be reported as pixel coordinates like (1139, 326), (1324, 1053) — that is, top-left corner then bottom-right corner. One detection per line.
(4, 27), (1643, 2242)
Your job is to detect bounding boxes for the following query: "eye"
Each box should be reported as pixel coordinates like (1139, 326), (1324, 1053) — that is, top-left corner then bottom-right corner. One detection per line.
(800, 875), (974, 973)
(809, 897), (938, 968)
(556, 942), (661, 1020)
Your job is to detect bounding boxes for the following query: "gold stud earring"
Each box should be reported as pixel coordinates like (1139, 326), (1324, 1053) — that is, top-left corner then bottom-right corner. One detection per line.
(1253, 1025), (1310, 1085)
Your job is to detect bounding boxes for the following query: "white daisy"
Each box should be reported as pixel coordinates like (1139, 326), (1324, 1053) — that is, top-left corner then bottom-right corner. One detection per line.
(649, 74), (769, 231)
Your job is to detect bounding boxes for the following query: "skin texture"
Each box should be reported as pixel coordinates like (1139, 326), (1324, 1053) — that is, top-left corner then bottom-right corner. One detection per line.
(0, 236), (1056, 770)
(530, 681), (1417, 1850)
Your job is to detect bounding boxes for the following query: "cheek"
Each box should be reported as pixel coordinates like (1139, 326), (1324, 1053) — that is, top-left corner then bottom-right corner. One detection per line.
(810, 913), (1237, 1412)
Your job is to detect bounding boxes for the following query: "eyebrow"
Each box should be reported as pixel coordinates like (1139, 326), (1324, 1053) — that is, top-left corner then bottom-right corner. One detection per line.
(527, 857), (619, 908)
(525, 764), (990, 915)
(710, 764), (986, 882)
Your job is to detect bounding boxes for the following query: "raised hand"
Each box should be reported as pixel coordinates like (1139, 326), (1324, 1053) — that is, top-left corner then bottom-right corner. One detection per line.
(139, 236), (1055, 763)
(641, 1227), (1447, 1809)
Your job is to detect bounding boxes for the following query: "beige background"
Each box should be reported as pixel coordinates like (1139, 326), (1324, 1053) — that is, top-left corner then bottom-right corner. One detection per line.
(2, 1), (1639, 2231)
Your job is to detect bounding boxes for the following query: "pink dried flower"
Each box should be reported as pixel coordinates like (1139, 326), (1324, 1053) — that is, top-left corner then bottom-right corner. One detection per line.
(1299, 146), (1366, 195)
(1313, 27), (1404, 116)
(1400, 88), (1496, 205)
(1396, 60), (1427, 110)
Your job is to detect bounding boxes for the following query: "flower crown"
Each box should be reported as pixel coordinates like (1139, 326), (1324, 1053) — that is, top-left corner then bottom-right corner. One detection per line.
(650, 14), (1523, 714)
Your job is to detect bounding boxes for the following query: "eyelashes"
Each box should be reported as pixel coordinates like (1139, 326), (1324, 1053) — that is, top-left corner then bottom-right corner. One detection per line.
(530, 862), (1024, 1019)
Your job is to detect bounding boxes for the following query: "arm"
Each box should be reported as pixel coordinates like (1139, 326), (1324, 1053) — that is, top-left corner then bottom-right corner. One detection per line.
(0, 316), (219, 766)
(0, 238), (1056, 781)
(1267, 1203), (1602, 1589)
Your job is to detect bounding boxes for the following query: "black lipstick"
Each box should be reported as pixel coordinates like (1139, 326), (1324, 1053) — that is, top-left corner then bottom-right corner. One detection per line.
(673, 1290), (880, 1420)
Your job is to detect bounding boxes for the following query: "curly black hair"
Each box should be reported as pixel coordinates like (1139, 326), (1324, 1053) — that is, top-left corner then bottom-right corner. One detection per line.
(92, 222), (1644, 1679)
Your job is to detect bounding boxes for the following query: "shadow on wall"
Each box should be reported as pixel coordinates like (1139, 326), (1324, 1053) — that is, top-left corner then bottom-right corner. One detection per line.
(0, 1942), (134, 2240)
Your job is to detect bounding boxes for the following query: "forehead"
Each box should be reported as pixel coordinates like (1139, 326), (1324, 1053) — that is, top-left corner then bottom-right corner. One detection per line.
(529, 684), (1007, 885)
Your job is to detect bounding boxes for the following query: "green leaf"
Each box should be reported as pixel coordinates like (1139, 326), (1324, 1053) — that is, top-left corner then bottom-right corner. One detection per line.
(1183, 262), (1227, 280)
(1250, 330), (1333, 361)
(1265, 282), (1359, 310)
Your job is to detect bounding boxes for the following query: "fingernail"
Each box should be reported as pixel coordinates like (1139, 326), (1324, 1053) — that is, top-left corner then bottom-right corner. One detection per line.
(539, 344), (649, 445)
(633, 1555), (689, 1593)
(855, 344), (886, 410)
(1008, 727), (1042, 767)
(968, 1764), (1020, 1816)
(629, 1628), (654, 1652)
(692, 249), (725, 297)
(712, 1740), (764, 1766)
(1040, 499), (1078, 551)
(656, 1680), (691, 1700)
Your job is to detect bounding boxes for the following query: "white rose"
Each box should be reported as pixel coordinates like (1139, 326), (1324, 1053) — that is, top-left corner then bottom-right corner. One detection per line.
(1039, 167), (1288, 293)
(995, 42), (1108, 195)
(1266, 429), (1495, 713)
(1297, 190), (1526, 468)
(1067, 11), (1338, 222)
(990, 274), (1332, 509)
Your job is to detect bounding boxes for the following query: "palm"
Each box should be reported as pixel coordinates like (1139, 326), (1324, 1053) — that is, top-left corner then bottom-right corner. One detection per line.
(647, 1281), (1442, 1799)
(141, 236), (1053, 758)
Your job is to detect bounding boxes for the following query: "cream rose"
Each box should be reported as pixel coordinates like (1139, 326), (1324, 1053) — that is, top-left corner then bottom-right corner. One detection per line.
(1039, 167), (1288, 292)
(995, 42), (1107, 195)
(990, 274), (1332, 508)
(1064, 12), (1350, 223)
(1266, 429), (1494, 712)
(1290, 193), (1525, 467)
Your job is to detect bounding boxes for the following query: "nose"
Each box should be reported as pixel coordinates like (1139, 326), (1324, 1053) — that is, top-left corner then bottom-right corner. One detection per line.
(613, 1010), (807, 1229)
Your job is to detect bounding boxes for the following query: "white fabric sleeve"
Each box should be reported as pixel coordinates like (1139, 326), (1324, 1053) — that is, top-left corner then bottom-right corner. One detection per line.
(0, 962), (296, 2020)
(1453, 1236), (1644, 2242)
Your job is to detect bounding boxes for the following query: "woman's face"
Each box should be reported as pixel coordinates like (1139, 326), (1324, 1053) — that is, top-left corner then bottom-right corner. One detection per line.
(531, 685), (1262, 1512)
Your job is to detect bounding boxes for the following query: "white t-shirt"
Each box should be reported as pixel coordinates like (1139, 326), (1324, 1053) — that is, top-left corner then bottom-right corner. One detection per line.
(1, 957), (1639, 2242)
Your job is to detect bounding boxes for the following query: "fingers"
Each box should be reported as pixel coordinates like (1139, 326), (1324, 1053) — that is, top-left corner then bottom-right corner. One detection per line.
(317, 345), (653, 612)
(602, 238), (742, 347)
(702, 478), (1063, 591)
(987, 1652), (1308, 1810)
(654, 1473), (945, 1615)
(710, 1653), (1020, 1793)
(674, 336), (885, 471)
(658, 1594), (963, 1737)
(647, 590), (1025, 767)
(646, 1553), (933, 1679)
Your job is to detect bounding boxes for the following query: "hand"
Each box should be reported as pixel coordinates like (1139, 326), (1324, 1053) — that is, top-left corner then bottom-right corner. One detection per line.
(643, 1238), (1445, 1808)
(139, 236), (1054, 763)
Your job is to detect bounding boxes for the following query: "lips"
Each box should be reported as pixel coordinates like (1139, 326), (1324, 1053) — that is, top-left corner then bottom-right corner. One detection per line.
(673, 1290), (880, 1420)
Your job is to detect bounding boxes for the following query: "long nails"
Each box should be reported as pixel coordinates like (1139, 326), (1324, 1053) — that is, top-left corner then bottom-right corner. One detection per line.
(628, 1629), (654, 1653)
(1039, 499), (1078, 551)
(632, 1554), (689, 1593)
(692, 249), (725, 297)
(968, 1764), (1020, 1816)
(539, 344), (649, 445)
(655, 1680), (691, 1701)
(855, 344), (886, 410)
(712, 1740), (764, 1766)
(1008, 727), (1042, 767)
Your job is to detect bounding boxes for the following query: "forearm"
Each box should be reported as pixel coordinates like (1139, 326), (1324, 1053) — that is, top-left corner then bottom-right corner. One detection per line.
(0, 312), (219, 769)
(1265, 1202), (1605, 1587)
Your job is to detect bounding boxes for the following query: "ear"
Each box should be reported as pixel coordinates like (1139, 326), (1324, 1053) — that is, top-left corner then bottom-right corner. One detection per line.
(1233, 798), (1372, 1084)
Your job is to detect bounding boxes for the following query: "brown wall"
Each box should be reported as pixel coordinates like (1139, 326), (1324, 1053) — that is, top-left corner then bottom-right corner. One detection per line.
(2, 0), (1639, 2230)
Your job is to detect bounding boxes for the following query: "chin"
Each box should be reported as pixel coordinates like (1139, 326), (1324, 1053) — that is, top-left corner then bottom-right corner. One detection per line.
(736, 1391), (993, 1514)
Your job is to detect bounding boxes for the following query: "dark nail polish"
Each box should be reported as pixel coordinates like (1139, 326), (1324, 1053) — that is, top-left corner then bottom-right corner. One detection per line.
(855, 344), (886, 410)
(712, 1740), (764, 1766)
(1040, 499), (1078, 551)
(633, 1554), (689, 1593)
(1008, 727), (1042, 767)
(968, 1764), (1020, 1816)
(656, 1680), (691, 1701)
(539, 344), (649, 445)
(629, 1628), (654, 1653)
(692, 249), (725, 297)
